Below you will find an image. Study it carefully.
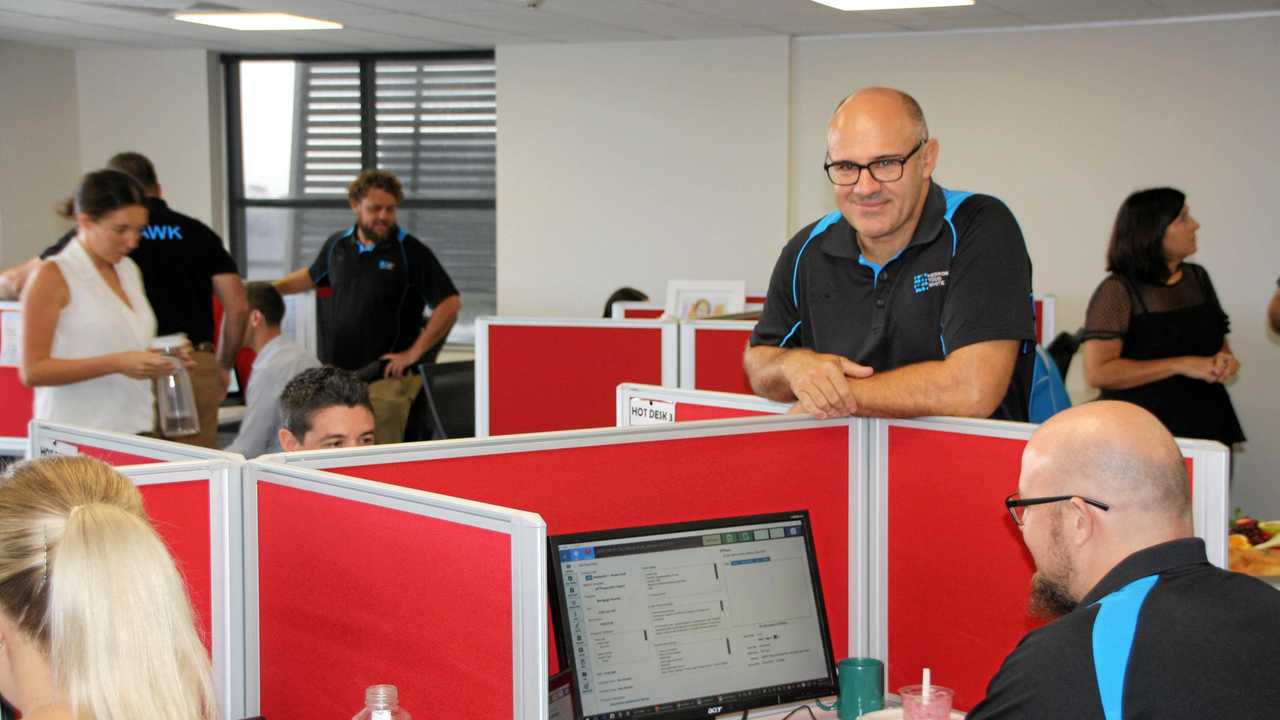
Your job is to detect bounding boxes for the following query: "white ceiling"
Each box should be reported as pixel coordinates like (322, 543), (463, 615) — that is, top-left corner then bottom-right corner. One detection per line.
(1, 0), (1277, 53)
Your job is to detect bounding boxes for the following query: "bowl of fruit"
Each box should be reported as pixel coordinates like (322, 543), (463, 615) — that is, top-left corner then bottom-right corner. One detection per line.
(1227, 511), (1280, 578)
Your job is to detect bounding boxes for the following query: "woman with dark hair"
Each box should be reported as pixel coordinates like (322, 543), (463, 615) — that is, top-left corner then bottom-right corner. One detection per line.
(19, 170), (171, 434)
(1081, 187), (1244, 445)
(602, 286), (649, 319)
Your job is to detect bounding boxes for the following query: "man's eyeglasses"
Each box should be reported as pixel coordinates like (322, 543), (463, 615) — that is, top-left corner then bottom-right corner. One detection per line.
(824, 139), (926, 186)
(1004, 493), (1110, 526)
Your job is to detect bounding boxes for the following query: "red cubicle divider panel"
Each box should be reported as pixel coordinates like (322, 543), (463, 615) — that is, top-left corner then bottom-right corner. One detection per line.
(687, 325), (755, 394)
(885, 427), (1031, 711)
(325, 425), (855, 667)
(31, 421), (243, 466)
(138, 479), (214, 652)
(884, 425), (1197, 711)
(0, 367), (33, 438)
(76, 445), (165, 466)
(256, 482), (513, 719)
(485, 323), (668, 435)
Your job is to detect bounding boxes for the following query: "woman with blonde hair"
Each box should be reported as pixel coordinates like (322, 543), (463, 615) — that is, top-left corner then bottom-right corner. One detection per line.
(0, 456), (215, 719)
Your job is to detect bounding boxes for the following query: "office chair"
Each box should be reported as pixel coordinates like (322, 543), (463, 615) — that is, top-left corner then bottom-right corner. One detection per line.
(413, 360), (475, 440)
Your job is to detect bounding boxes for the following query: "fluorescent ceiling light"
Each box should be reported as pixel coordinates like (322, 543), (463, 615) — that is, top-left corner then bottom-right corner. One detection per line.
(173, 12), (343, 31)
(811, 0), (974, 10)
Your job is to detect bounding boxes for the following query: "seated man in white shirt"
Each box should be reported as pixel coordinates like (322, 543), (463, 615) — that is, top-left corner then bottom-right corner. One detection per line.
(277, 366), (377, 451)
(225, 282), (320, 457)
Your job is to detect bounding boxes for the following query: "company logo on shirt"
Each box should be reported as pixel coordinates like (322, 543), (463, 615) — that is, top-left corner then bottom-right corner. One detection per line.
(378, 260), (396, 271)
(141, 224), (183, 241)
(913, 270), (949, 294)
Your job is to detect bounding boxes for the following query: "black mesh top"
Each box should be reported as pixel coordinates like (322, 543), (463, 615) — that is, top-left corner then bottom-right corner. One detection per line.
(1083, 264), (1227, 341)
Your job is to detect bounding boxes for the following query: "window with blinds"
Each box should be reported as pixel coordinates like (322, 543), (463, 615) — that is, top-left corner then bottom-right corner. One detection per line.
(228, 52), (496, 345)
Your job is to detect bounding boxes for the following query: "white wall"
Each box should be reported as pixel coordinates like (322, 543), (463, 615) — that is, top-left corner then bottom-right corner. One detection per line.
(791, 16), (1280, 517)
(75, 49), (224, 235)
(496, 36), (790, 316)
(0, 41), (81, 265)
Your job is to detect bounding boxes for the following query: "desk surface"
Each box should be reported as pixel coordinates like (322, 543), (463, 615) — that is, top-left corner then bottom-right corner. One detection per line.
(736, 696), (964, 719)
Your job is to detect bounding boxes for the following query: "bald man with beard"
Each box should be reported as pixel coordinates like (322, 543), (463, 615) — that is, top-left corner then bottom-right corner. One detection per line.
(967, 401), (1280, 719)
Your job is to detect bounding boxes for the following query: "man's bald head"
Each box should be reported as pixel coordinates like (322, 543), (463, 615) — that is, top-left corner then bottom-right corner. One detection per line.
(1022, 401), (1190, 523)
(831, 87), (929, 144)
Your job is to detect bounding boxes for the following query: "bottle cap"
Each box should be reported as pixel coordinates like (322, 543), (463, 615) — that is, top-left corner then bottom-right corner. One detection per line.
(366, 684), (398, 707)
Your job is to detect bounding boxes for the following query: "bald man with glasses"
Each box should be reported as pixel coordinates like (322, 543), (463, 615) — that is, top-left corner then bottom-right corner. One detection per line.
(745, 86), (1035, 421)
(967, 401), (1280, 719)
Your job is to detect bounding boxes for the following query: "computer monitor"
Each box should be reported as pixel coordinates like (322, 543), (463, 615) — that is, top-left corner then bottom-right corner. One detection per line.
(548, 511), (838, 720)
(549, 668), (580, 720)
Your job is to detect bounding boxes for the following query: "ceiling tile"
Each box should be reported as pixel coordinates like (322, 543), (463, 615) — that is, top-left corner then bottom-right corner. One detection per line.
(1, 0), (1274, 52)
(344, 12), (542, 46)
(1151, 0), (1280, 13)
(224, 0), (398, 21)
(520, 0), (771, 40)
(653, 0), (911, 34)
(425, 6), (668, 42)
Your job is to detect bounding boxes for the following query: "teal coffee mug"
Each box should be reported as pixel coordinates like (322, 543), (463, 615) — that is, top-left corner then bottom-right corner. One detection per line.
(836, 657), (884, 719)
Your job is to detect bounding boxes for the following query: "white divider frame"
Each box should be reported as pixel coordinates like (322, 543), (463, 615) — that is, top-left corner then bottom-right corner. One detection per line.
(615, 382), (789, 426)
(0, 438), (26, 459)
(117, 459), (245, 720)
(611, 300), (665, 319)
(242, 460), (549, 720)
(262, 413), (872, 659)
(28, 420), (244, 463)
(0, 300), (28, 454)
(677, 318), (758, 389)
(1034, 292), (1056, 345)
(1176, 436), (1232, 567)
(865, 415), (1231, 664)
(473, 316), (679, 437)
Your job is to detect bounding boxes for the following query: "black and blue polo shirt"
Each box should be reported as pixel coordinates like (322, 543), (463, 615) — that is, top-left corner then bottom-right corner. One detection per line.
(42, 197), (238, 346)
(967, 538), (1280, 719)
(308, 224), (458, 371)
(749, 181), (1034, 421)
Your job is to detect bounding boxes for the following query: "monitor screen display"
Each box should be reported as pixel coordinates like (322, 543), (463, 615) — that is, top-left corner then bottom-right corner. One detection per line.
(549, 668), (579, 720)
(549, 511), (837, 720)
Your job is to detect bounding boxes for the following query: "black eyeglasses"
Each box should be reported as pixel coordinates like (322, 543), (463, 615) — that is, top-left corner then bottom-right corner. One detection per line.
(1004, 493), (1110, 526)
(824, 139), (926, 186)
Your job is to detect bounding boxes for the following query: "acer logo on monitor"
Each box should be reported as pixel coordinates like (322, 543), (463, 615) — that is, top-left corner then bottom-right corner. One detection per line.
(707, 708), (722, 715)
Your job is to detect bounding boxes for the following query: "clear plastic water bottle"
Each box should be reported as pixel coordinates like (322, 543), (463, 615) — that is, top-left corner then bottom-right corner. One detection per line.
(150, 334), (199, 438)
(352, 684), (411, 720)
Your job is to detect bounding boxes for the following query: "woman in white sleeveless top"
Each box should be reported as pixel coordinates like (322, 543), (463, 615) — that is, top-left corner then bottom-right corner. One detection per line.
(21, 170), (173, 434)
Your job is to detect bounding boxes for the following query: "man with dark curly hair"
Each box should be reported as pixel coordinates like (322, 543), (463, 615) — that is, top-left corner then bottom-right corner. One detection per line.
(274, 169), (461, 443)
(276, 366), (376, 451)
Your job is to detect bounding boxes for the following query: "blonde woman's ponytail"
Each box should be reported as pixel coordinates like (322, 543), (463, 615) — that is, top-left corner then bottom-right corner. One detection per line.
(0, 456), (216, 720)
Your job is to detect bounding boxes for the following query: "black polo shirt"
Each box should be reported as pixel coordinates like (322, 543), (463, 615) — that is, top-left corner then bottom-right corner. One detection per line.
(750, 182), (1034, 421)
(43, 197), (238, 345)
(308, 224), (458, 371)
(968, 538), (1280, 719)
